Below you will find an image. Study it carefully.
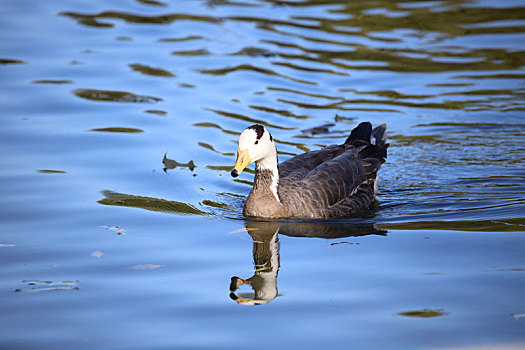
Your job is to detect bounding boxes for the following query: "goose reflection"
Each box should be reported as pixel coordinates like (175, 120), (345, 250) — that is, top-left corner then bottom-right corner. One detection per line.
(230, 221), (280, 306)
(229, 220), (387, 306)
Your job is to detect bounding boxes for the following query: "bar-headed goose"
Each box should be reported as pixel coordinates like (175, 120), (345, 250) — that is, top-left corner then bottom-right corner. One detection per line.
(231, 122), (388, 219)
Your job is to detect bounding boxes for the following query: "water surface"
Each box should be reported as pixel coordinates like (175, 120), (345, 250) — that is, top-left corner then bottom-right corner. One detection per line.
(1, 0), (524, 349)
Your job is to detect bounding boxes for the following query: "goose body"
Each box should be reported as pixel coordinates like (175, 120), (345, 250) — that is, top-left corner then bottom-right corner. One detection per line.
(231, 122), (388, 219)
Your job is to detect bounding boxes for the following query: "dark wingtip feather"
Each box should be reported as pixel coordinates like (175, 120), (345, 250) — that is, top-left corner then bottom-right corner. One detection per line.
(345, 122), (372, 144)
(359, 143), (388, 162)
(371, 123), (387, 146)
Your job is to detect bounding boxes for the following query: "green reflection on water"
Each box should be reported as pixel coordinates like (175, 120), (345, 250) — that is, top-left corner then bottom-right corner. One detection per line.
(0, 58), (25, 64)
(136, 0), (167, 7)
(32, 80), (73, 84)
(60, 1), (525, 86)
(380, 218), (525, 233)
(90, 127), (144, 133)
(98, 190), (206, 215)
(37, 169), (67, 174)
(73, 89), (162, 103)
(129, 63), (174, 77)
(397, 309), (448, 318)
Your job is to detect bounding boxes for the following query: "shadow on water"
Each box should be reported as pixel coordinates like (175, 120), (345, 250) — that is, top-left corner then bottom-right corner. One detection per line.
(229, 219), (386, 306)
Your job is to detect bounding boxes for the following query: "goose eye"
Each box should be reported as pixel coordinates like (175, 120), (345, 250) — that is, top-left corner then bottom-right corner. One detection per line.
(255, 140), (259, 145)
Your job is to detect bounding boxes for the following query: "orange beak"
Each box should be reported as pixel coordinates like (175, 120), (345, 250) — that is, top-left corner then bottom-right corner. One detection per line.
(231, 148), (252, 177)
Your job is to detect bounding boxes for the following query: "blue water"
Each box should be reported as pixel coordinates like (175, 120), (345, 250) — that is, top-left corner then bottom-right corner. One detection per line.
(1, 0), (524, 349)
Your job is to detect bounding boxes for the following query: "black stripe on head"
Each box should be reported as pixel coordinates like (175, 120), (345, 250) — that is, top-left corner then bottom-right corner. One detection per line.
(248, 124), (264, 140)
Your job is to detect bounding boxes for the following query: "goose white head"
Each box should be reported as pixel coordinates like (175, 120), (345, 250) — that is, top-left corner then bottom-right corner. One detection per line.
(231, 124), (276, 177)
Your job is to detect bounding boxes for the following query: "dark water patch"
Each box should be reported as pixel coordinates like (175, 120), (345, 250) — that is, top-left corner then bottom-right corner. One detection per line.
(201, 199), (230, 209)
(396, 309), (448, 318)
(136, 0), (167, 7)
(129, 63), (174, 77)
(159, 35), (204, 42)
(97, 189), (238, 217)
(59, 13), (114, 28)
(330, 241), (360, 246)
(275, 220), (387, 239)
(73, 89), (162, 103)
(454, 73), (525, 80)
(172, 48), (211, 56)
(205, 0), (260, 8)
(90, 127), (144, 133)
(0, 58), (25, 65)
(232, 47), (277, 57)
(144, 109), (167, 116)
(487, 267), (525, 273)
(426, 82), (474, 87)
(98, 190), (206, 215)
(115, 36), (133, 41)
(380, 218), (525, 233)
(32, 80), (73, 84)
(37, 169), (67, 174)
(440, 89), (525, 97)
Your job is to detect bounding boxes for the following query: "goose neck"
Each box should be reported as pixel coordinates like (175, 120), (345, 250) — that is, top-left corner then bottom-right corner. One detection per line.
(255, 155), (280, 203)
